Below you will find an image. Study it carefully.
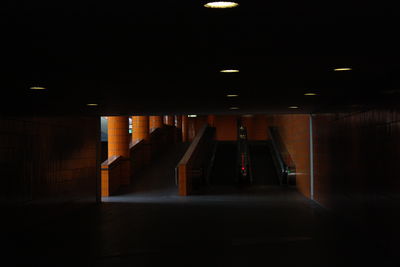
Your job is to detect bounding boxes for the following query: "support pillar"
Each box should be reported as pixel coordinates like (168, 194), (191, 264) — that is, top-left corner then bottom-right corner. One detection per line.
(174, 115), (182, 142)
(164, 115), (174, 126)
(182, 115), (188, 142)
(131, 115), (151, 170)
(131, 116), (150, 143)
(150, 116), (163, 131)
(207, 115), (216, 127)
(108, 116), (130, 158)
(107, 116), (130, 186)
(175, 115), (182, 129)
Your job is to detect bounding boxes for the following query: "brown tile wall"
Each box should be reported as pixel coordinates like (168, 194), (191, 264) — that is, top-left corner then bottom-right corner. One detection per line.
(241, 115), (269, 140)
(188, 115), (269, 141)
(313, 109), (400, 210)
(312, 109), (400, 256)
(0, 116), (99, 205)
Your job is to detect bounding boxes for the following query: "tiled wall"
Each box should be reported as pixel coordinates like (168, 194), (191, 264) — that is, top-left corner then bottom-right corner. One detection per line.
(242, 115), (269, 140)
(267, 114), (311, 198)
(0, 117), (99, 205)
(214, 115), (237, 141)
(312, 109), (400, 255)
(189, 115), (269, 141)
(313, 109), (400, 210)
(188, 116), (207, 141)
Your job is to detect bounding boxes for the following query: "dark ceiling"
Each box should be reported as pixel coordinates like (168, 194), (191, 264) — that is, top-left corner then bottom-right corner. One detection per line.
(1, 1), (399, 116)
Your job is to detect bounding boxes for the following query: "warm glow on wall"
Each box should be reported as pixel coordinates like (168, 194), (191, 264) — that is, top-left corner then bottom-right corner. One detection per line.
(87, 103), (98, 106)
(226, 94), (239, 97)
(304, 93), (318, 96)
(204, 1), (239, 8)
(288, 106), (299, 109)
(30, 86), (46, 90)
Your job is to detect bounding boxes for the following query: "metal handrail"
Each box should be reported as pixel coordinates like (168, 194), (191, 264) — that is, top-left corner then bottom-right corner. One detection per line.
(268, 127), (291, 185)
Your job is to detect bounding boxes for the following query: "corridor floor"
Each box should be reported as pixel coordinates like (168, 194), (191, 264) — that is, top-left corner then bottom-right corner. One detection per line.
(2, 143), (396, 266)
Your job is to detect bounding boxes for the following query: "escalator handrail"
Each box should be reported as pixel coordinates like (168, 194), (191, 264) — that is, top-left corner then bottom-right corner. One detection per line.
(268, 127), (290, 184)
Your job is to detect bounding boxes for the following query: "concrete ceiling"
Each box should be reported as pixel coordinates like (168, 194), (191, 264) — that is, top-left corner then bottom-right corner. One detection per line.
(1, 1), (399, 116)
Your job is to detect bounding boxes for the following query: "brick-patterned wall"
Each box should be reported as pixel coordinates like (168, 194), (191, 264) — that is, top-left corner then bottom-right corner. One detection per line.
(313, 109), (400, 210)
(188, 116), (207, 141)
(242, 115), (269, 140)
(0, 117), (98, 205)
(188, 115), (269, 141)
(268, 114), (311, 198)
(312, 109), (400, 256)
(215, 115), (237, 141)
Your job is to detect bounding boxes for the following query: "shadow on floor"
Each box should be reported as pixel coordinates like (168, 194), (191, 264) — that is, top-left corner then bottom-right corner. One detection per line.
(2, 143), (397, 266)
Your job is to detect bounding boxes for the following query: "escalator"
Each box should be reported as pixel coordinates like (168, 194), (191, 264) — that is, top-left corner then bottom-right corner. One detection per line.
(248, 141), (280, 185)
(208, 122), (291, 187)
(208, 140), (279, 186)
(208, 142), (237, 185)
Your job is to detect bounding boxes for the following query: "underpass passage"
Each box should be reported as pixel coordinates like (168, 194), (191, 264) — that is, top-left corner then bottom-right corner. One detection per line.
(248, 141), (280, 185)
(208, 141), (237, 185)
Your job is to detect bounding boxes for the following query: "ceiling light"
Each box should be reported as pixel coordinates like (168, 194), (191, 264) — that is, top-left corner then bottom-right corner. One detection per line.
(220, 69), (239, 73)
(229, 107), (239, 110)
(304, 93), (318, 96)
(87, 103), (98, 106)
(226, 94), (239, 97)
(30, 86), (46, 90)
(334, 67), (352, 71)
(188, 115), (197, 118)
(204, 2), (239, 8)
(288, 106), (299, 109)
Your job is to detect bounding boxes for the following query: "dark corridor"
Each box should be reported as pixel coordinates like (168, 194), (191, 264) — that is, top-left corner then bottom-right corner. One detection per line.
(2, 142), (390, 266)
(1, 1), (400, 266)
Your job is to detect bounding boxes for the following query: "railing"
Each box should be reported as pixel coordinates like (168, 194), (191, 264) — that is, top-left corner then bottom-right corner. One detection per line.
(236, 125), (253, 184)
(175, 124), (215, 196)
(101, 125), (177, 197)
(129, 139), (151, 177)
(268, 127), (296, 185)
(101, 155), (130, 196)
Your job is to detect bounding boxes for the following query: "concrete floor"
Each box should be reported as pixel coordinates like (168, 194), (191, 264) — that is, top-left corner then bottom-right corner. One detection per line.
(2, 143), (396, 266)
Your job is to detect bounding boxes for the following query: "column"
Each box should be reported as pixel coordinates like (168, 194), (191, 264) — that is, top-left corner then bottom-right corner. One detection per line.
(150, 116), (163, 131)
(131, 115), (151, 168)
(175, 115), (182, 128)
(131, 116), (150, 143)
(207, 115), (216, 127)
(174, 115), (183, 142)
(182, 115), (188, 142)
(164, 115), (174, 126)
(108, 116), (130, 158)
(107, 116), (130, 185)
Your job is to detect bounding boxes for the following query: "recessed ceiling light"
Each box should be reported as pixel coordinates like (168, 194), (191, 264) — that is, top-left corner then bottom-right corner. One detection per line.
(188, 115), (197, 118)
(304, 93), (318, 96)
(229, 107), (239, 110)
(30, 86), (46, 90)
(87, 103), (98, 106)
(220, 69), (239, 73)
(204, 1), (239, 8)
(288, 106), (299, 109)
(334, 67), (352, 71)
(226, 94), (239, 97)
